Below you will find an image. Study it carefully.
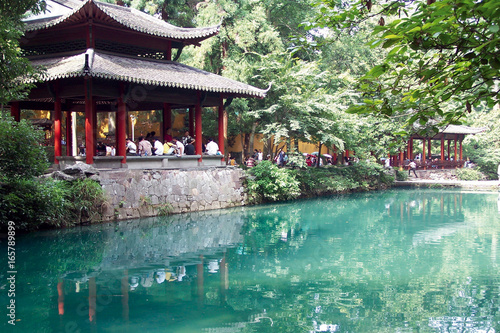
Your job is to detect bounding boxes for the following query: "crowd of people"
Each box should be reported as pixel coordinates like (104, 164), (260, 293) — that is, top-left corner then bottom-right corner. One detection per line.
(124, 130), (221, 157)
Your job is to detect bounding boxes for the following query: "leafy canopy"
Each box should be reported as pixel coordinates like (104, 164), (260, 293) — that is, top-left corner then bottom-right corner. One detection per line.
(311, 0), (500, 128)
(0, 116), (49, 179)
(0, 0), (45, 105)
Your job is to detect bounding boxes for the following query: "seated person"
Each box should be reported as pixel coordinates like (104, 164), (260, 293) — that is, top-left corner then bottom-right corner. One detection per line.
(126, 138), (137, 156)
(163, 141), (176, 155)
(96, 142), (107, 156)
(152, 137), (164, 155)
(185, 138), (195, 155)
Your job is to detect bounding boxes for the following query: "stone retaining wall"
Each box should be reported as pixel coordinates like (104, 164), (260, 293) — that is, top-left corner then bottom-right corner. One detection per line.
(98, 167), (248, 221)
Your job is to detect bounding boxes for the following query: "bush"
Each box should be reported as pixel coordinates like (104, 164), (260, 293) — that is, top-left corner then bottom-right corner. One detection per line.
(456, 167), (484, 181)
(0, 178), (106, 231)
(396, 170), (408, 181)
(0, 178), (66, 230)
(294, 162), (394, 196)
(246, 161), (301, 203)
(0, 117), (49, 179)
(245, 161), (396, 202)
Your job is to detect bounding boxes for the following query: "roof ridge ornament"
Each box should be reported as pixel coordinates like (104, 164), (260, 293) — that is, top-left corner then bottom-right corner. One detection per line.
(83, 48), (95, 77)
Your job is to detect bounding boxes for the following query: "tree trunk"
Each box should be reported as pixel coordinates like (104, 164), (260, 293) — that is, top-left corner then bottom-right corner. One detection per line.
(316, 142), (322, 168)
(248, 122), (257, 156)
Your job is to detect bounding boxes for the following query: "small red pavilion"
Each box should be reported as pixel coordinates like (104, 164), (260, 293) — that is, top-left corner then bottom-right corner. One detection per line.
(10, 0), (267, 167)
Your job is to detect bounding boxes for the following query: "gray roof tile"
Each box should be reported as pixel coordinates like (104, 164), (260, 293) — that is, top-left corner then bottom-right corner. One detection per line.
(28, 49), (268, 98)
(25, 0), (220, 41)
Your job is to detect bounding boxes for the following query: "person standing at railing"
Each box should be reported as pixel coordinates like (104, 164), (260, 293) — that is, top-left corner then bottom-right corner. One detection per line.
(408, 160), (418, 178)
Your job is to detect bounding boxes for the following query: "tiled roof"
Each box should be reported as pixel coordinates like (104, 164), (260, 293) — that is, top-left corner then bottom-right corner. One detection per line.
(441, 124), (487, 135)
(28, 49), (268, 98)
(24, 0), (220, 41)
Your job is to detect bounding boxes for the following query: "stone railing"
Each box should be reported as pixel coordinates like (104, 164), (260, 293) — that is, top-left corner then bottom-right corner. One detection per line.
(56, 154), (225, 169)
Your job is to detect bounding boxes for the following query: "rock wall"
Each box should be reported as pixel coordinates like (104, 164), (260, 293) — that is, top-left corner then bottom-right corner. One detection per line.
(98, 167), (248, 221)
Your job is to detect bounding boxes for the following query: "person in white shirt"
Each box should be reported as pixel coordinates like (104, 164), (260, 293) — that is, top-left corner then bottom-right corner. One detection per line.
(205, 138), (219, 155)
(152, 138), (164, 155)
(173, 137), (184, 155)
(126, 138), (137, 156)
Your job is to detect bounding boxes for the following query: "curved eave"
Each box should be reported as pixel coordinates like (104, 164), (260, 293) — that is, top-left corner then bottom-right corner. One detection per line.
(26, 50), (267, 99)
(24, 0), (220, 43)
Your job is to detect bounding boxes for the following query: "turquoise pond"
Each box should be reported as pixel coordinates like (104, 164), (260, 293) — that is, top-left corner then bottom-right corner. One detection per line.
(2, 188), (500, 332)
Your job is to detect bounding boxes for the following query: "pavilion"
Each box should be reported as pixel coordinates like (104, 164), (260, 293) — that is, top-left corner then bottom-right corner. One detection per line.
(9, 0), (267, 168)
(389, 124), (487, 169)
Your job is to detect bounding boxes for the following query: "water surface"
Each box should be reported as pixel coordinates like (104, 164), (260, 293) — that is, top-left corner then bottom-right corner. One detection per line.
(2, 188), (500, 332)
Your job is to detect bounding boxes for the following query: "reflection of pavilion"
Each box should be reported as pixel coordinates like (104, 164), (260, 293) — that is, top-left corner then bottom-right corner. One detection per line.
(11, 0), (267, 168)
(56, 211), (243, 326)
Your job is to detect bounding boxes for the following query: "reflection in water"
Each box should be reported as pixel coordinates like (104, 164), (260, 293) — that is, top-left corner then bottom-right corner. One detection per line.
(5, 189), (500, 332)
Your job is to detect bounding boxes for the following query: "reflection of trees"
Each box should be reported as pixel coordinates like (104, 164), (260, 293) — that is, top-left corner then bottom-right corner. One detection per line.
(227, 190), (500, 332)
(12, 190), (500, 332)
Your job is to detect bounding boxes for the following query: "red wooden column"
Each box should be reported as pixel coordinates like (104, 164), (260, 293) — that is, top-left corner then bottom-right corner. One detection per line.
(189, 106), (195, 137)
(422, 138), (427, 170)
(85, 78), (95, 165)
(454, 134), (458, 162)
(10, 102), (20, 121)
(66, 111), (72, 156)
(440, 137), (445, 169)
(117, 83), (127, 164)
(218, 96), (225, 158)
(459, 137), (463, 162)
(428, 139), (432, 159)
(448, 139), (451, 161)
(197, 255), (204, 305)
(121, 270), (129, 321)
(219, 254), (228, 300)
(163, 103), (172, 141)
(408, 138), (413, 160)
(57, 279), (64, 315)
(195, 92), (203, 162)
(399, 150), (404, 168)
(54, 86), (62, 165)
(89, 277), (96, 323)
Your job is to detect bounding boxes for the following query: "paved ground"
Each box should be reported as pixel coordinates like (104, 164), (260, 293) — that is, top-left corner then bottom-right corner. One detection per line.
(395, 178), (500, 191)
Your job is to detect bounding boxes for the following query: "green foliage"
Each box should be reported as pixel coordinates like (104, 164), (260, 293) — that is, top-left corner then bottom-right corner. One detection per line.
(312, 0), (500, 129)
(246, 162), (395, 203)
(246, 161), (301, 203)
(156, 202), (174, 216)
(63, 178), (107, 223)
(0, 116), (49, 179)
(456, 168), (484, 181)
(0, 178), (107, 232)
(0, 0), (45, 104)
(396, 170), (408, 181)
(0, 178), (65, 231)
(462, 106), (500, 180)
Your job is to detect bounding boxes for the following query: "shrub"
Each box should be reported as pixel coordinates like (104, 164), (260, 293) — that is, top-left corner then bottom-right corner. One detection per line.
(0, 178), (107, 231)
(456, 167), (484, 181)
(246, 161), (301, 203)
(0, 117), (49, 179)
(0, 178), (67, 231)
(396, 170), (408, 181)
